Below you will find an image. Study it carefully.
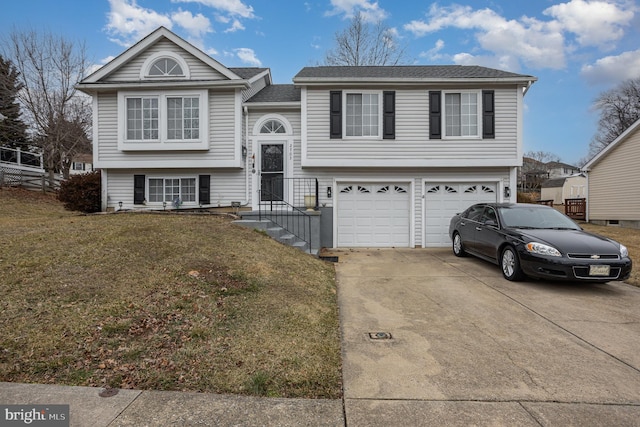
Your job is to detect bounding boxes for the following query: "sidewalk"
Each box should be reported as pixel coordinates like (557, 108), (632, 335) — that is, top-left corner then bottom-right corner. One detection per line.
(0, 382), (344, 426)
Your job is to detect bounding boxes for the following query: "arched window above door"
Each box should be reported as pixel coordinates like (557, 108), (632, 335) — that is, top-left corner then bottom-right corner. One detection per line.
(260, 119), (286, 134)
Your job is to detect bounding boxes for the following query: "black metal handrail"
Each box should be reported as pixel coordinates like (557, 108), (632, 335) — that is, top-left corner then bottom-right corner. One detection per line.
(258, 177), (318, 252)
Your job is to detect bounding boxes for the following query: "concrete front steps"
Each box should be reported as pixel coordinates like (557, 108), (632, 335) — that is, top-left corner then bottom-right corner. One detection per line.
(233, 219), (318, 256)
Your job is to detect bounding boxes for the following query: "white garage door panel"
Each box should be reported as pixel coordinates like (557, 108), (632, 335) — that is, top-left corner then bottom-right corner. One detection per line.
(425, 183), (497, 247)
(337, 183), (410, 247)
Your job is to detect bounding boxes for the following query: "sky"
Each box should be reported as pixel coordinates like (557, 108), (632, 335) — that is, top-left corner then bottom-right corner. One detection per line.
(1, 0), (639, 166)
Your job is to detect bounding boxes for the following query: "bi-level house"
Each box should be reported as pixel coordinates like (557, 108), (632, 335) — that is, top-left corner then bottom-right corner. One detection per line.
(77, 27), (536, 249)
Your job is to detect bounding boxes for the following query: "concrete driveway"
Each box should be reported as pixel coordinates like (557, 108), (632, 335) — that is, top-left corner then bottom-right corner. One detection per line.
(335, 248), (640, 426)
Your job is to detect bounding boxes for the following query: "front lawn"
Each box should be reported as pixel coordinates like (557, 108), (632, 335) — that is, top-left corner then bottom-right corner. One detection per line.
(0, 188), (342, 398)
(581, 222), (640, 287)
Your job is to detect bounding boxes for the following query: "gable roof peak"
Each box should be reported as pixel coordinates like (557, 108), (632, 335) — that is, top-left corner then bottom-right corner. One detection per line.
(81, 26), (241, 83)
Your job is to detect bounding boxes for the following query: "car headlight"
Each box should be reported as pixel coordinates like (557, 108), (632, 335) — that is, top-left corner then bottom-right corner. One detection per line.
(620, 244), (629, 258)
(525, 242), (561, 257)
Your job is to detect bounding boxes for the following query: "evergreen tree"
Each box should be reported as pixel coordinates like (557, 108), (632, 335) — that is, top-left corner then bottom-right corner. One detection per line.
(0, 55), (29, 149)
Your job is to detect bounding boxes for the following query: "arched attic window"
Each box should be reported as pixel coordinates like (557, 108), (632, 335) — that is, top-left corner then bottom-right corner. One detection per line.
(260, 119), (286, 134)
(141, 52), (190, 79)
(149, 57), (183, 76)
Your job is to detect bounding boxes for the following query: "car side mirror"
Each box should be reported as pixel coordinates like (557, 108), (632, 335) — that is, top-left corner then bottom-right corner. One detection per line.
(484, 219), (498, 227)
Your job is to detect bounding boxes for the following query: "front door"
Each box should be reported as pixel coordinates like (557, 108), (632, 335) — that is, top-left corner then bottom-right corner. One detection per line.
(260, 143), (285, 202)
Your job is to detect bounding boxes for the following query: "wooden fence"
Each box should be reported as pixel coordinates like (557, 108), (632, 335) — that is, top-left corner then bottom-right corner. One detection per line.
(564, 198), (586, 221)
(0, 165), (61, 192)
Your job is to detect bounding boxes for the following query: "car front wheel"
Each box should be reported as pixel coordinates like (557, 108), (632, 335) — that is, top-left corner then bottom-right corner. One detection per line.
(452, 232), (466, 257)
(501, 246), (525, 281)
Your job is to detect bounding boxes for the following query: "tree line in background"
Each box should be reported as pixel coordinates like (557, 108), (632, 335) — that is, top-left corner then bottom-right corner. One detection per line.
(0, 28), (91, 185)
(1, 18), (639, 185)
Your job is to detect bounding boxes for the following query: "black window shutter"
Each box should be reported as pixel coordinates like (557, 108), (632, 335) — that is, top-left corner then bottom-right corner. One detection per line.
(330, 91), (342, 139)
(199, 175), (210, 205)
(133, 175), (145, 204)
(429, 91), (441, 139)
(383, 91), (395, 139)
(482, 90), (495, 139)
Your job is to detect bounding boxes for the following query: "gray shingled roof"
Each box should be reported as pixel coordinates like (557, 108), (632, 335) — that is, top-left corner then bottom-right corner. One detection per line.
(294, 65), (535, 80)
(246, 85), (301, 103)
(542, 177), (568, 188)
(229, 67), (268, 79)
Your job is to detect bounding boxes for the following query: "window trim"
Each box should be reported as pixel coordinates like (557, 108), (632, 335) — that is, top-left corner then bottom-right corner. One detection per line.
(117, 90), (208, 151)
(342, 90), (383, 139)
(140, 51), (191, 79)
(147, 176), (199, 206)
(442, 90), (482, 139)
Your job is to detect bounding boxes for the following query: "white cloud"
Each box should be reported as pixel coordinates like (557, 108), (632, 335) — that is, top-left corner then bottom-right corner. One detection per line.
(405, 4), (566, 70)
(543, 0), (635, 49)
(326, 0), (388, 22)
(171, 9), (212, 39)
(581, 49), (640, 85)
(106, 0), (173, 46)
(419, 39), (445, 60)
(224, 19), (245, 33)
(171, 0), (255, 18)
(235, 48), (261, 66)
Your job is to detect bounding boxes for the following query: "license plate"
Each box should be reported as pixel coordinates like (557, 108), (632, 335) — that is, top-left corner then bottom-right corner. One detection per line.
(589, 265), (610, 276)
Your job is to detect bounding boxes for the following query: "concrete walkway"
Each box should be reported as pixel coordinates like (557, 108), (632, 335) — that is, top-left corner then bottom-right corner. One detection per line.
(2, 248), (640, 426)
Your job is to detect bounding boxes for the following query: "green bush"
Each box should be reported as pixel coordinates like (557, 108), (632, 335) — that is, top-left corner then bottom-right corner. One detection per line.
(58, 171), (101, 213)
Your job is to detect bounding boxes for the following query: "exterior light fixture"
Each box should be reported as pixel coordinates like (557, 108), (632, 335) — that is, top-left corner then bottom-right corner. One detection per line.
(504, 186), (511, 198)
(118, 201), (123, 210)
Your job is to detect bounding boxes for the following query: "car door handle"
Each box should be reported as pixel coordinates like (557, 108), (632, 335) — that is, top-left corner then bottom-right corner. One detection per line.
(475, 227), (482, 231)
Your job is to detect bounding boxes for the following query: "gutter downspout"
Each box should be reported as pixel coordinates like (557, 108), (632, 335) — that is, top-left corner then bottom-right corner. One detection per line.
(243, 105), (250, 207)
(523, 80), (534, 96)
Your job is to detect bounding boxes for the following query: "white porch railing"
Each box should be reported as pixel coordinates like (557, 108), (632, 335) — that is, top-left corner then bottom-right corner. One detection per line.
(0, 146), (44, 173)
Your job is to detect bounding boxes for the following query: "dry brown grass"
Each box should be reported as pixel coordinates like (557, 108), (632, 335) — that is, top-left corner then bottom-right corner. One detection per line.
(0, 188), (341, 398)
(580, 222), (640, 287)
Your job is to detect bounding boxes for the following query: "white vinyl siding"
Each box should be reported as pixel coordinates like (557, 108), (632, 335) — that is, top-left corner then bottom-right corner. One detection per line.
(95, 90), (240, 168)
(588, 128), (640, 221)
(104, 169), (247, 211)
(303, 87), (519, 166)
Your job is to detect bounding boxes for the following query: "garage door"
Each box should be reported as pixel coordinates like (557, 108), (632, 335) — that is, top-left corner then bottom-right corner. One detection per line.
(424, 183), (497, 247)
(337, 182), (410, 247)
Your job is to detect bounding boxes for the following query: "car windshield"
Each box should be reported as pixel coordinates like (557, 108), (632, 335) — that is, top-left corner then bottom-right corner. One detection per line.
(498, 206), (581, 230)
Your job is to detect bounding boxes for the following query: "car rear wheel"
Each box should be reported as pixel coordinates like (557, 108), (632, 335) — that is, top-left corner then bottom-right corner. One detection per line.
(501, 246), (525, 281)
(452, 232), (466, 257)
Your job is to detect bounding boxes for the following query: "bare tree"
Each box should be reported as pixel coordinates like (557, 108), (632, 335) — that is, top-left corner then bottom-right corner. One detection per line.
(520, 150), (562, 193)
(2, 28), (91, 183)
(325, 12), (407, 66)
(588, 77), (640, 159)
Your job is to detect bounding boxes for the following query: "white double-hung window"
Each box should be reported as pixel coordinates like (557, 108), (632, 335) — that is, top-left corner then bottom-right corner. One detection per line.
(118, 90), (208, 150)
(345, 92), (381, 137)
(148, 177), (197, 203)
(443, 91), (480, 138)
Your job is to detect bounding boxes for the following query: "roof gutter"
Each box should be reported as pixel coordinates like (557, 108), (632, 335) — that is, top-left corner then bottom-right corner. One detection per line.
(76, 79), (250, 94)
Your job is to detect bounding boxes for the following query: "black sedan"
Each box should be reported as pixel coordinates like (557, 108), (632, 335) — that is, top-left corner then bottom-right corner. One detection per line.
(449, 203), (632, 282)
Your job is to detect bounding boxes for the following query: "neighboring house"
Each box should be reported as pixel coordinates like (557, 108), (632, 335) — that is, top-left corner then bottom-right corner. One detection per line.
(540, 174), (587, 205)
(518, 157), (580, 192)
(70, 153), (94, 175)
(76, 27), (537, 249)
(545, 161), (580, 179)
(582, 118), (640, 228)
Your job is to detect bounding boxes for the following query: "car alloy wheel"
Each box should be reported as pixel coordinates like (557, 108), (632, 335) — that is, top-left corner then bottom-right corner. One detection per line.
(453, 233), (466, 257)
(501, 246), (524, 281)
